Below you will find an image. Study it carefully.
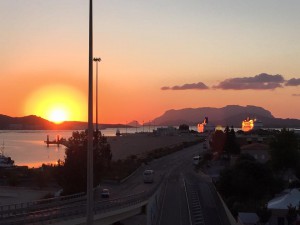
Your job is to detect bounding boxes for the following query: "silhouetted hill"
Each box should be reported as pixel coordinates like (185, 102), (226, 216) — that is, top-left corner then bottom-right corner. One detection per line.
(0, 115), (133, 130)
(153, 105), (300, 128)
(0, 114), (55, 129)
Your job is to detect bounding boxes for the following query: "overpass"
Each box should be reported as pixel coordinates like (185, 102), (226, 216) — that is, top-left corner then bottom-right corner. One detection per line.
(0, 178), (166, 225)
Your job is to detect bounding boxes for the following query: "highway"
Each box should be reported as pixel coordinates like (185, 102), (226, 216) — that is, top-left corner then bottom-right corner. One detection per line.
(153, 145), (232, 225)
(0, 142), (234, 225)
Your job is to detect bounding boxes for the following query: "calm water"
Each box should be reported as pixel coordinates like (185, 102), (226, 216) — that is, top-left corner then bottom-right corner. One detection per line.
(0, 126), (178, 167)
(0, 126), (198, 168)
(2, 126), (287, 168)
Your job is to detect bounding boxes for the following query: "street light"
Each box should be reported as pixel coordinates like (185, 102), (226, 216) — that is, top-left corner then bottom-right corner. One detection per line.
(87, 0), (94, 224)
(93, 57), (101, 134)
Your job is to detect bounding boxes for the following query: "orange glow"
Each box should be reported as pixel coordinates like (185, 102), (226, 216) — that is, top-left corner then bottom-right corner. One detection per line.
(242, 118), (254, 132)
(48, 108), (68, 124)
(24, 84), (87, 123)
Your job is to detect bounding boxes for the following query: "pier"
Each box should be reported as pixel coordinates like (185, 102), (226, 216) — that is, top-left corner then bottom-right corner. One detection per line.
(44, 135), (66, 147)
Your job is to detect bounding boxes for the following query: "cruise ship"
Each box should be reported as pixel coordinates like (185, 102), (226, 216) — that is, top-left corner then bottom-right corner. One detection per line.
(242, 117), (263, 132)
(197, 117), (215, 133)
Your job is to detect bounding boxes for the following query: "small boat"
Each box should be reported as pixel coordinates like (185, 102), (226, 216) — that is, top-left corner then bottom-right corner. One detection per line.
(116, 129), (121, 136)
(0, 141), (14, 168)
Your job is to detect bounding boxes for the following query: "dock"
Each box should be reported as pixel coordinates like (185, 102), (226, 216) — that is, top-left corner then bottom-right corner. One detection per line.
(44, 135), (66, 147)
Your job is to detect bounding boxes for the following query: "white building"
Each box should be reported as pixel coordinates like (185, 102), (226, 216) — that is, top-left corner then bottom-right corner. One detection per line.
(267, 189), (300, 225)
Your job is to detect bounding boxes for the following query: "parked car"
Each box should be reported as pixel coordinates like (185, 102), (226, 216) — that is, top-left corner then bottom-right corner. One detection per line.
(101, 188), (110, 198)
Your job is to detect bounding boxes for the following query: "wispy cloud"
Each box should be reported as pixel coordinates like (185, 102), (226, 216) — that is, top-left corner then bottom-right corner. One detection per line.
(161, 82), (209, 91)
(286, 78), (300, 86)
(213, 73), (284, 90)
(292, 94), (300, 97)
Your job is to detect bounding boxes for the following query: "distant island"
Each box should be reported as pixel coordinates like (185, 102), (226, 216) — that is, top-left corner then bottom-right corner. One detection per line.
(1, 105), (300, 130)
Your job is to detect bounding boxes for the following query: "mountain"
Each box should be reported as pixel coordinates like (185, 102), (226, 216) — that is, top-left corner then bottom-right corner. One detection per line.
(153, 105), (300, 128)
(0, 115), (133, 130)
(0, 114), (55, 129)
(1, 105), (300, 130)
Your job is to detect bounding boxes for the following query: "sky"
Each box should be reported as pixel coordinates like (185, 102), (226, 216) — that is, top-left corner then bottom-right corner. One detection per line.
(0, 0), (300, 124)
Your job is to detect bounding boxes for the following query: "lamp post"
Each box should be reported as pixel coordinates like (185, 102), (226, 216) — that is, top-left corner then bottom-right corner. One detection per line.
(93, 57), (101, 134)
(87, 0), (94, 224)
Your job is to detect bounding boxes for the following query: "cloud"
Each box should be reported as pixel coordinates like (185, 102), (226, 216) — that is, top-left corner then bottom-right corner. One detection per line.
(213, 73), (285, 90)
(292, 94), (300, 97)
(286, 78), (300, 86)
(161, 82), (209, 91)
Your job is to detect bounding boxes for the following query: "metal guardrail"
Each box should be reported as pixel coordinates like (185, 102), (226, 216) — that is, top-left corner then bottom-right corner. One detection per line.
(0, 177), (166, 225)
(0, 192), (85, 219)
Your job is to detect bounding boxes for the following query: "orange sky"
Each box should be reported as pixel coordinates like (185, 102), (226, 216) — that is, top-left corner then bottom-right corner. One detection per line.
(1, 1), (300, 124)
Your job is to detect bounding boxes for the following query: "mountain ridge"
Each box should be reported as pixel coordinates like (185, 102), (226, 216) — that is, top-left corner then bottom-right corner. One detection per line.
(1, 105), (299, 129)
(152, 105), (299, 128)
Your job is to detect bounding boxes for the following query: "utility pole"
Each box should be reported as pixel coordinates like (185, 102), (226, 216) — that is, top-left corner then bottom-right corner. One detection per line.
(87, 0), (94, 224)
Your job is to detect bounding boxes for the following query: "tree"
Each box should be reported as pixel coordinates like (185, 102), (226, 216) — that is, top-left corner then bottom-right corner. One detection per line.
(223, 126), (240, 156)
(179, 124), (189, 132)
(210, 130), (226, 156)
(256, 204), (271, 225)
(269, 129), (299, 172)
(60, 130), (112, 194)
(286, 204), (297, 225)
(218, 155), (276, 200)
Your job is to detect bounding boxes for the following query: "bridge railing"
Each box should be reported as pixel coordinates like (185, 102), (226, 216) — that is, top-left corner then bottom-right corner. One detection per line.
(0, 192), (85, 218)
(1, 177), (166, 225)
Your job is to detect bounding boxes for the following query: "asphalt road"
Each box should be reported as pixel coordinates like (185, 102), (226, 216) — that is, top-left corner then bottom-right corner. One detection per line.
(100, 142), (232, 225)
(1, 142), (233, 225)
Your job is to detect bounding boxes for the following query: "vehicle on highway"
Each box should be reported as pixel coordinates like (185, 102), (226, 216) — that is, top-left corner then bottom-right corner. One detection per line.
(143, 169), (154, 183)
(101, 188), (110, 198)
(193, 155), (203, 166)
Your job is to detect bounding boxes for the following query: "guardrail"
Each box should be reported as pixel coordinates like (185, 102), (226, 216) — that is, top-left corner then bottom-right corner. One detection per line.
(0, 192), (85, 219)
(1, 177), (166, 225)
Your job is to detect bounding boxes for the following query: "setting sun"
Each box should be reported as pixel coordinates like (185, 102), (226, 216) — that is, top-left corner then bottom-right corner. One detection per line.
(48, 108), (68, 124)
(24, 84), (87, 123)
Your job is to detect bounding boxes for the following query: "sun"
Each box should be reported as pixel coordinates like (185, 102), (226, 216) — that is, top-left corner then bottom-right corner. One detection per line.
(24, 84), (87, 123)
(48, 108), (68, 124)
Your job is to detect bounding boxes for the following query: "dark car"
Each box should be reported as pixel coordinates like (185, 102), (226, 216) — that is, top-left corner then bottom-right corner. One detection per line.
(101, 188), (110, 198)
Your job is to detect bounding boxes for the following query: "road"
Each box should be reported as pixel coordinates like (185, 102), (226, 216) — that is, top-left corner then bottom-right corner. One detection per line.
(153, 143), (232, 225)
(0, 142), (233, 225)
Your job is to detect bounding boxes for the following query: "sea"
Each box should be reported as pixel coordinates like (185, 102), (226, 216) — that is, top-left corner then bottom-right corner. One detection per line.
(0, 126), (198, 168)
(2, 126), (295, 168)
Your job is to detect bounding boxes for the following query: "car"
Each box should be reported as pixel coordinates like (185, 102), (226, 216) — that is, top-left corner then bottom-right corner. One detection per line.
(101, 188), (110, 198)
(143, 169), (154, 183)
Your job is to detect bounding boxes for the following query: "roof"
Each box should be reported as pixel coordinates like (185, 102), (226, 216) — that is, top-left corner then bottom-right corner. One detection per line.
(238, 212), (259, 224)
(268, 189), (300, 210)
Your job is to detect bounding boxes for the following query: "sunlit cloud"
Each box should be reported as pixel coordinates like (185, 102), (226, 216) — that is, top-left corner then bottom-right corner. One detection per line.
(161, 82), (209, 91)
(286, 78), (300, 86)
(213, 73), (284, 90)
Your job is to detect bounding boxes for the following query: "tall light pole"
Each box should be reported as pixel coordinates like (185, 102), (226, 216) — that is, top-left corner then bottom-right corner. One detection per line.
(93, 57), (101, 134)
(87, 0), (94, 224)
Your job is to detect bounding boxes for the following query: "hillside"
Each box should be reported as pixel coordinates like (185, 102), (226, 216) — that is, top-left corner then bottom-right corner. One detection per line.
(0, 114), (55, 130)
(0, 115), (131, 130)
